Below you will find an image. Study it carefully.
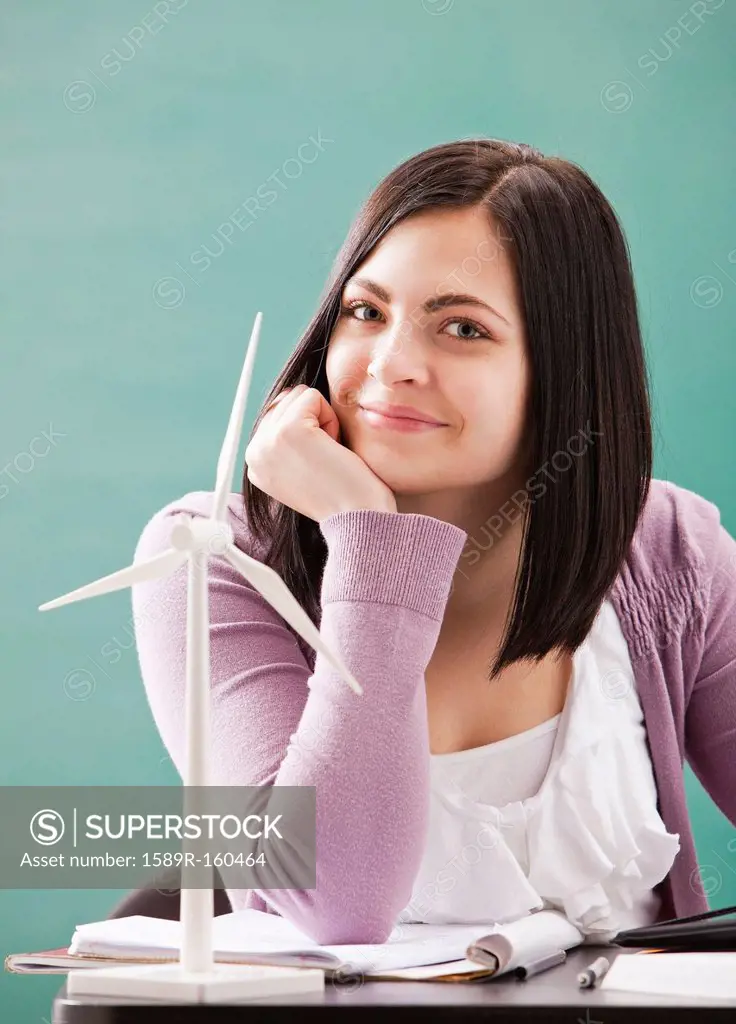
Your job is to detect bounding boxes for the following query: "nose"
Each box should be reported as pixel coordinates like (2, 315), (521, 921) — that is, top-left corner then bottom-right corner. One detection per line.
(366, 319), (431, 385)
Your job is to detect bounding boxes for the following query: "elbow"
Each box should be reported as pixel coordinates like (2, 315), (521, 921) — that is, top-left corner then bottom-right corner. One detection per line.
(300, 875), (408, 944)
(301, 879), (408, 945)
(306, 912), (396, 946)
(228, 888), (398, 946)
(275, 896), (399, 946)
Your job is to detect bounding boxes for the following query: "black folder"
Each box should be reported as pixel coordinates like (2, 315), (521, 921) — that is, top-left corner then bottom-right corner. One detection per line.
(612, 902), (736, 950)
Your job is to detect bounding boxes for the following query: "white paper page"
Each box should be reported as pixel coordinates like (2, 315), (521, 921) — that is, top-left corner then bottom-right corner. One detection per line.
(600, 952), (736, 1001)
(70, 915), (182, 955)
(211, 909), (323, 949)
(371, 959), (491, 980)
(319, 922), (496, 973)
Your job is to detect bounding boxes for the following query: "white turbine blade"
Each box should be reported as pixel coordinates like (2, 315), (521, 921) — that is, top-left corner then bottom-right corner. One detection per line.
(38, 548), (187, 611)
(222, 544), (363, 696)
(212, 311), (263, 523)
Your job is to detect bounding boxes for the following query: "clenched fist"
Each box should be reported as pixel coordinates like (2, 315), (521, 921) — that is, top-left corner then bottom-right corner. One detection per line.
(245, 384), (397, 523)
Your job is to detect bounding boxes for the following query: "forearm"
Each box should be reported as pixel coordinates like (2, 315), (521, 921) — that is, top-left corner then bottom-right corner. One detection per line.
(225, 509), (466, 942)
(229, 603), (435, 943)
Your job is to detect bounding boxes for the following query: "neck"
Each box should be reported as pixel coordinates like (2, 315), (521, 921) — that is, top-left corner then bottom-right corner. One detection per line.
(394, 476), (527, 626)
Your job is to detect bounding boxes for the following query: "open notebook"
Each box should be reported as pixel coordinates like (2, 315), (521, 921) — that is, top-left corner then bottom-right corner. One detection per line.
(5, 907), (584, 983)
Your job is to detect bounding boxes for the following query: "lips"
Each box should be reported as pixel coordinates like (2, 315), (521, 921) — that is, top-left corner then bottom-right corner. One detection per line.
(357, 407), (446, 433)
(359, 403), (446, 425)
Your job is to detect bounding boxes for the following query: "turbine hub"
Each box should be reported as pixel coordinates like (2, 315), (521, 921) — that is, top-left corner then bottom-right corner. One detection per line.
(169, 514), (234, 556)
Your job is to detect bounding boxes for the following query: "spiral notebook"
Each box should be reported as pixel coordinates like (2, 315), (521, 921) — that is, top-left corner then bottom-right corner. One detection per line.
(5, 907), (584, 983)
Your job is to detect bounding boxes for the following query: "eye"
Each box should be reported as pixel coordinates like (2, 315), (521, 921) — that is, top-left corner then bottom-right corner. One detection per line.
(443, 319), (491, 343)
(339, 299), (384, 322)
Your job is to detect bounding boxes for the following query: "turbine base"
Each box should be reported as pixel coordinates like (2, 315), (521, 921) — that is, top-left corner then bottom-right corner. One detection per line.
(66, 962), (325, 1003)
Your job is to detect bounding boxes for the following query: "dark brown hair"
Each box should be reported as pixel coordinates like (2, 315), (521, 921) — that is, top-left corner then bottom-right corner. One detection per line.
(241, 138), (652, 681)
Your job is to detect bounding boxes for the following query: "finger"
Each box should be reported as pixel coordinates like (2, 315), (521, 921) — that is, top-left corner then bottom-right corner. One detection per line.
(263, 385), (306, 422)
(313, 392), (341, 441)
(264, 388), (293, 412)
(289, 386), (341, 440)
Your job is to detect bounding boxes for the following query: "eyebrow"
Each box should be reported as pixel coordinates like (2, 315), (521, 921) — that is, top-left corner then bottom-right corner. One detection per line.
(346, 276), (511, 327)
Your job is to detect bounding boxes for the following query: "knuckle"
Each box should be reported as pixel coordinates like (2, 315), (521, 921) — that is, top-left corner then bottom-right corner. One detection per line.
(245, 445), (266, 477)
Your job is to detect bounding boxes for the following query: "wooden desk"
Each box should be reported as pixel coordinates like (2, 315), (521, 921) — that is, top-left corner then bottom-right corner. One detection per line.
(51, 946), (736, 1022)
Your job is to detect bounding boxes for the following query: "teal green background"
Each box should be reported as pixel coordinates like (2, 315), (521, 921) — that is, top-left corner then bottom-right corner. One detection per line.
(2, 0), (735, 1018)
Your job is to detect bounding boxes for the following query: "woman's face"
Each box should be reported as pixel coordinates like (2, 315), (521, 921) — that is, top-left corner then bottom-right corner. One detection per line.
(326, 205), (531, 497)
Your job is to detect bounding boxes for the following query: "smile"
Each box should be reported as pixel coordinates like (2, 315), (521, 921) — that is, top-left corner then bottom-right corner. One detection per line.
(357, 408), (446, 433)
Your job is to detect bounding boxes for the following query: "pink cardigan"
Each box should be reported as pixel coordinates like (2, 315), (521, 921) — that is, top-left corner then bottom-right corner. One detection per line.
(131, 478), (736, 943)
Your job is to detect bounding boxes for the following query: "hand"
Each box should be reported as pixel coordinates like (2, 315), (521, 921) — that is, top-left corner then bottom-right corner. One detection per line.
(245, 384), (397, 522)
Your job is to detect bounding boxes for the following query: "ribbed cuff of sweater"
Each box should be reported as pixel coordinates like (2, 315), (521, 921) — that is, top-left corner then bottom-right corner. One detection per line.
(318, 509), (468, 621)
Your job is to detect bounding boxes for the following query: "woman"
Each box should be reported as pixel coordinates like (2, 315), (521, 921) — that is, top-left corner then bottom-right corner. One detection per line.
(131, 138), (736, 946)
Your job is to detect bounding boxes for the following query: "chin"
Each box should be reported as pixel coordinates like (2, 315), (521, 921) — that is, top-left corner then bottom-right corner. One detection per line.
(361, 449), (434, 490)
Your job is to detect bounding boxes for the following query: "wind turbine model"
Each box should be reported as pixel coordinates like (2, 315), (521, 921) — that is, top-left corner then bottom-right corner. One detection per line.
(39, 311), (363, 1003)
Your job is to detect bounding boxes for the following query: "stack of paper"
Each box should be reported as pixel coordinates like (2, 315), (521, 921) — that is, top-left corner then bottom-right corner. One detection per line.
(5, 907), (584, 984)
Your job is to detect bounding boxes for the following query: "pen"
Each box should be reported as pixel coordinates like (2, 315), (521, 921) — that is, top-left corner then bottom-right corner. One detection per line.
(577, 955), (611, 988)
(515, 949), (567, 980)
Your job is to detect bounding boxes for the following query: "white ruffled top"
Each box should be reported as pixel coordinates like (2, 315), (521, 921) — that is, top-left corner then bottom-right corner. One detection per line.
(400, 598), (681, 943)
